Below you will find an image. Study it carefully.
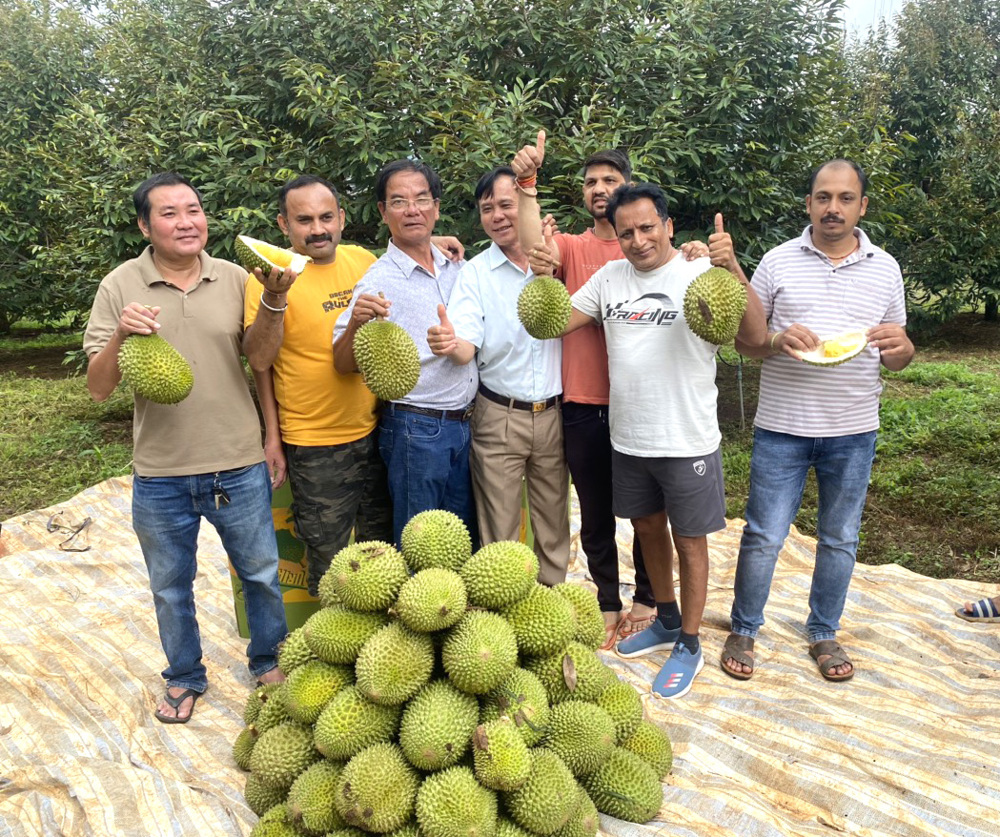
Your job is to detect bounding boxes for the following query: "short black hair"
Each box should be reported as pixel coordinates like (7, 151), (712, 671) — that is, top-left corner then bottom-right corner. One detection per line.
(808, 159), (868, 197)
(376, 159), (442, 204)
(606, 182), (670, 229)
(133, 172), (202, 225)
(278, 175), (340, 216)
(582, 149), (632, 182)
(474, 166), (516, 204)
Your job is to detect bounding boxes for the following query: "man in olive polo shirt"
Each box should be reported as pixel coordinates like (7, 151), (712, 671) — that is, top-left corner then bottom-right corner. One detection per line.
(83, 172), (287, 724)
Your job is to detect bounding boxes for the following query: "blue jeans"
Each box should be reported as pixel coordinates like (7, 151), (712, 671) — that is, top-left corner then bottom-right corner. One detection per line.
(730, 428), (876, 643)
(379, 407), (477, 547)
(132, 462), (287, 692)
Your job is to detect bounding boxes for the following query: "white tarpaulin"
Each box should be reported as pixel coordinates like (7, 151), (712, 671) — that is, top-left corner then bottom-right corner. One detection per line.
(1, 477), (997, 836)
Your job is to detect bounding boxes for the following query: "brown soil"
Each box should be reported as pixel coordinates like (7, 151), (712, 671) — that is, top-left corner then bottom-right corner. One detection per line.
(0, 345), (81, 379)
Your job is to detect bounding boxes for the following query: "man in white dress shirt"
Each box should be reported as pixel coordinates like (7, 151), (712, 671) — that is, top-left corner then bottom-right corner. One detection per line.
(427, 166), (569, 585)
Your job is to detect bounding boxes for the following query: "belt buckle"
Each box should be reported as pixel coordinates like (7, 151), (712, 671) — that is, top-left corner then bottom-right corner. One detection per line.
(462, 402), (475, 421)
(532, 400), (546, 413)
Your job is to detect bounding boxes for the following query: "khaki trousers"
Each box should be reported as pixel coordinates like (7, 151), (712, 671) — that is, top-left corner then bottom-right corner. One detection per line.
(470, 395), (570, 585)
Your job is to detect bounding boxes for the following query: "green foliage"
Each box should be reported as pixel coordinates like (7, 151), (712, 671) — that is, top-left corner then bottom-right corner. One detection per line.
(5, 0), (873, 330)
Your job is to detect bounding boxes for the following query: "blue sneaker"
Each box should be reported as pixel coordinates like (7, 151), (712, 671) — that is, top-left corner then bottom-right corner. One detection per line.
(616, 619), (680, 659)
(651, 642), (704, 700)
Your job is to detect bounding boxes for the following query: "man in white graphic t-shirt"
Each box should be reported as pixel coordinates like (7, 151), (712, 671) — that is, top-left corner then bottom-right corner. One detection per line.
(559, 182), (766, 699)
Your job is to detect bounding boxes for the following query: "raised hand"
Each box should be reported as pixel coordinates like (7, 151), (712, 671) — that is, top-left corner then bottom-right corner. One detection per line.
(256, 265), (298, 297)
(427, 303), (459, 356)
(528, 221), (561, 276)
(352, 292), (391, 327)
(708, 213), (738, 273)
(512, 129), (546, 181)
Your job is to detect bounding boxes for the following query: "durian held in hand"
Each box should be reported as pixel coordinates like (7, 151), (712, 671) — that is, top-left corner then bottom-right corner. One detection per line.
(235, 234), (311, 278)
(233, 506), (673, 834)
(517, 275), (572, 339)
(684, 212), (749, 345)
(118, 320), (194, 405)
(354, 292), (421, 402)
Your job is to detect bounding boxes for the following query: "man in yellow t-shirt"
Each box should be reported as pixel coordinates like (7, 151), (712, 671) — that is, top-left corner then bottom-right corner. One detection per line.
(243, 175), (392, 596)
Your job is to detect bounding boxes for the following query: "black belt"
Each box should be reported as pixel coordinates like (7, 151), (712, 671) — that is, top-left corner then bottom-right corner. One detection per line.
(478, 383), (561, 413)
(386, 402), (475, 422)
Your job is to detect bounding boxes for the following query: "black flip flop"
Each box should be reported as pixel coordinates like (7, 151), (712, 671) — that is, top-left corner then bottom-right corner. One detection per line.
(154, 688), (201, 724)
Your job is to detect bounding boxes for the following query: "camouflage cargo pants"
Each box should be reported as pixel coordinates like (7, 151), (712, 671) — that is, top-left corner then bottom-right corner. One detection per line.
(285, 429), (393, 596)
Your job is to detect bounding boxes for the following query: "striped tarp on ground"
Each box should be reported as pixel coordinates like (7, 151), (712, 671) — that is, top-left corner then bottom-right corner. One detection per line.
(0, 477), (997, 837)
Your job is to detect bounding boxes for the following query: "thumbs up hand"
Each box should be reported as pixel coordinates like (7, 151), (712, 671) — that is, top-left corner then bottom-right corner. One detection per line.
(512, 129), (546, 181)
(708, 213), (738, 273)
(528, 217), (562, 276)
(427, 303), (458, 356)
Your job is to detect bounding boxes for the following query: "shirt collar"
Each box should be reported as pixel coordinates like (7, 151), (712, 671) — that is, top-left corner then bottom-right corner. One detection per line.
(138, 246), (216, 287)
(799, 226), (876, 260)
(486, 241), (530, 275)
(386, 239), (449, 277)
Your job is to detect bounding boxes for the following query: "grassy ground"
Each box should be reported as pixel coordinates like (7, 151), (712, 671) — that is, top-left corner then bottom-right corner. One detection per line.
(717, 312), (1000, 584)
(2, 315), (998, 585)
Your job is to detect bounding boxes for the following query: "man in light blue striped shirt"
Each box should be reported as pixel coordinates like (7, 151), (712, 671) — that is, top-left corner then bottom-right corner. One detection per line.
(428, 167), (570, 586)
(334, 160), (478, 545)
(723, 159), (915, 683)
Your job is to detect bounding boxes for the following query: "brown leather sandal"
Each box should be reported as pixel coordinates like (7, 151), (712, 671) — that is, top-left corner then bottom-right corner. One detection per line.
(809, 640), (855, 682)
(720, 632), (755, 680)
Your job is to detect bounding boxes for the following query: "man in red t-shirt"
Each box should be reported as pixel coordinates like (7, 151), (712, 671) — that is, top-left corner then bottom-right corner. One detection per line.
(513, 132), (705, 650)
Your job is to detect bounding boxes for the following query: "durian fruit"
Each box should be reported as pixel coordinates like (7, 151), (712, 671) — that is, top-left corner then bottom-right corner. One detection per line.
(621, 718), (673, 777)
(524, 642), (615, 704)
(401, 510), (473, 572)
(328, 541), (409, 612)
(596, 677), (644, 745)
(353, 319), (420, 402)
(243, 681), (282, 726)
(541, 700), (616, 777)
(233, 725), (257, 771)
(682, 266), (747, 345)
(502, 585), (575, 658)
(303, 605), (389, 664)
(249, 802), (300, 837)
(314, 684), (402, 760)
(287, 760), (346, 835)
(581, 747), (662, 823)
(252, 684), (291, 734)
(460, 542), (538, 610)
(249, 721), (320, 790)
(502, 749), (579, 835)
(553, 584), (605, 650)
(117, 334), (193, 404)
(517, 276), (572, 340)
(394, 568), (468, 633)
(479, 667), (550, 748)
(552, 789), (599, 837)
(244, 772), (288, 817)
(796, 330), (868, 366)
(442, 611), (519, 695)
(277, 628), (317, 676)
(472, 719), (531, 791)
(355, 622), (435, 705)
(496, 817), (535, 837)
(333, 742), (421, 833)
(415, 765), (498, 837)
(317, 566), (342, 608)
(235, 234), (311, 277)
(399, 679), (479, 771)
(283, 659), (354, 724)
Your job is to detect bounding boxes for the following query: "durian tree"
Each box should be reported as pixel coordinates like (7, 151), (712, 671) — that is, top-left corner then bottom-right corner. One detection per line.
(7, 0), (889, 331)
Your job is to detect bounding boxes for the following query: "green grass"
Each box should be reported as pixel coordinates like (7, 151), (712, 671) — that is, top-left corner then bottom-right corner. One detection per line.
(718, 322), (1000, 584)
(0, 370), (134, 518)
(1, 316), (998, 587)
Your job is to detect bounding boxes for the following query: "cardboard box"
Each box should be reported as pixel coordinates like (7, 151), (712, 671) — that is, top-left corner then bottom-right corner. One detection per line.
(230, 482), (321, 639)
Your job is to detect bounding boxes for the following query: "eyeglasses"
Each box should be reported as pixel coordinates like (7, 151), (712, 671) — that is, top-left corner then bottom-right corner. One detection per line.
(386, 197), (438, 211)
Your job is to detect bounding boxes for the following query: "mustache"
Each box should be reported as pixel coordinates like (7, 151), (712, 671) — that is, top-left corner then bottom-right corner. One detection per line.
(306, 233), (333, 244)
(821, 214), (844, 224)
